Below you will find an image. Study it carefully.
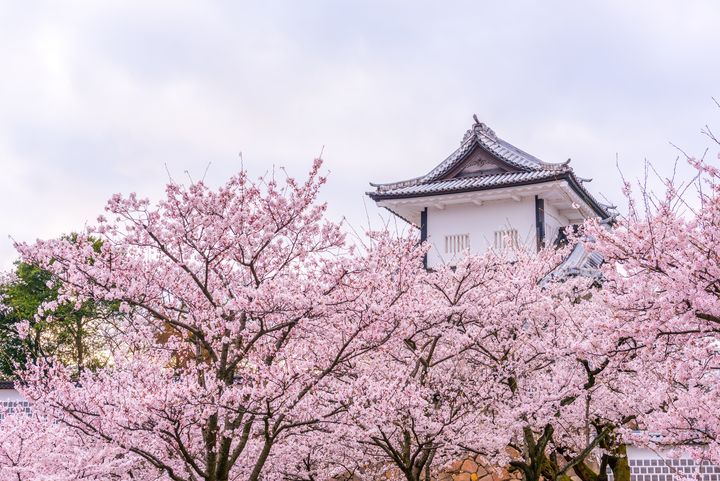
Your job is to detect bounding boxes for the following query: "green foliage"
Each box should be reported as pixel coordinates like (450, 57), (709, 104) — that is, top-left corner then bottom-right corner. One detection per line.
(0, 263), (53, 377)
(0, 260), (112, 378)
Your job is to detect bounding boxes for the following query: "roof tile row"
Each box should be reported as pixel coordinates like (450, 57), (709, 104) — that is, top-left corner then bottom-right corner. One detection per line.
(377, 170), (566, 196)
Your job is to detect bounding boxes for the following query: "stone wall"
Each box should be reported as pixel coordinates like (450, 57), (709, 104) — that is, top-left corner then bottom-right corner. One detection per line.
(440, 455), (521, 481)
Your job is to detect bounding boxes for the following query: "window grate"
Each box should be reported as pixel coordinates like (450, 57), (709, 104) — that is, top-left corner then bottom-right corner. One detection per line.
(494, 229), (518, 251)
(444, 234), (470, 255)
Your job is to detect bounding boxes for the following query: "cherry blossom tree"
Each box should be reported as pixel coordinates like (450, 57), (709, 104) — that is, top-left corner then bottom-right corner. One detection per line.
(298, 244), (656, 481)
(441, 248), (649, 481)
(5, 151), (717, 481)
(0, 406), (159, 481)
(587, 148), (720, 464)
(10, 160), (425, 481)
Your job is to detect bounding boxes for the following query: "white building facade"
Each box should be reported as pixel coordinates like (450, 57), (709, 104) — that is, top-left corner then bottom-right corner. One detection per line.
(369, 118), (610, 270)
(0, 381), (30, 420)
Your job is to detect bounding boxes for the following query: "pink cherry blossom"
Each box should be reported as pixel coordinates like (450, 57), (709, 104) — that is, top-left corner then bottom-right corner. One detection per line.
(3, 154), (718, 481)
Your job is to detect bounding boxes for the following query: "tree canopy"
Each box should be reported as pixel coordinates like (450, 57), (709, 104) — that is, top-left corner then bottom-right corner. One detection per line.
(0, 256), (112, 378)
(1, 154), (719, 481)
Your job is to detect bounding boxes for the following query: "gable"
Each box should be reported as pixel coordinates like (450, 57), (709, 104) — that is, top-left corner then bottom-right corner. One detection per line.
(442, 142), (520, 180)
(369, 118), (612, 221)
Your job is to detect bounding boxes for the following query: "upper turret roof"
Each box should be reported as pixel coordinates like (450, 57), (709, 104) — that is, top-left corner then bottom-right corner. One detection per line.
(368, 117), (611, 219)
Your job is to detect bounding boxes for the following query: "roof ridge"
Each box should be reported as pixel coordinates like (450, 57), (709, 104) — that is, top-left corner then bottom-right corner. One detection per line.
(372, 120), (570, 192)
(491, 136), (569, 171)
(431, 120), (539, 178)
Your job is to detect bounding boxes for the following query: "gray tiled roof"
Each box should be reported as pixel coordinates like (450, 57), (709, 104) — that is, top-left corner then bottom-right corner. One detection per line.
(555, 242), (603, 274)
(541, 239), (606, 284)
(423, 125), (565, 182)
(368, 119), (610, 219)
(0, 381), (15, 390)
(371, 121), (569, 195)
(373, 170), (569, 197)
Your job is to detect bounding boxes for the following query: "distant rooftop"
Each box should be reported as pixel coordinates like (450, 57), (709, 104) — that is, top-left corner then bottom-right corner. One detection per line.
(0, 380), (15, 390)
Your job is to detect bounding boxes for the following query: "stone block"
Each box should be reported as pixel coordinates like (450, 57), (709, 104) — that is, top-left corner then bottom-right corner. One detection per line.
(461, 459), (479, 473)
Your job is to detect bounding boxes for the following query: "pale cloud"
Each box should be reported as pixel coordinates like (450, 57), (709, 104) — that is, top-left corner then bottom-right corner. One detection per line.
(1, 0), (720, 268)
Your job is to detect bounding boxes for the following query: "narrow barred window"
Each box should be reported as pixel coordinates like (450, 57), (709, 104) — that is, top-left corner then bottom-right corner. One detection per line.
(444, 234), (470, 254)
(493, 229), (518, 251)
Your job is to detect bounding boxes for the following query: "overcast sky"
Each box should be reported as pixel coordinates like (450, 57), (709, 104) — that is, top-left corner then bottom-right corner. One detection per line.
(1, 0), (720, 268)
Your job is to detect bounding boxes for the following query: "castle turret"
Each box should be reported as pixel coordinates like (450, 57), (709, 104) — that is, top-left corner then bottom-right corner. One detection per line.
(368, 117), (612, 271)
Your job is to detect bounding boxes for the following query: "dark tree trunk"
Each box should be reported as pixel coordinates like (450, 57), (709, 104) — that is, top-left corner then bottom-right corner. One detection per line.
(607, 446), (630, 481)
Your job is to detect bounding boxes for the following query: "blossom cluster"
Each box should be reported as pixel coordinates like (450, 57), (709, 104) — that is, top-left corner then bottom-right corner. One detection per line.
(2, 156), (719, 481)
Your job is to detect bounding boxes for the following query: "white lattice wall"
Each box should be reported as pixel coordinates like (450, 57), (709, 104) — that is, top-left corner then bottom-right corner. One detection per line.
(621, 448), (720, 481)
(0, 387), (30, 420)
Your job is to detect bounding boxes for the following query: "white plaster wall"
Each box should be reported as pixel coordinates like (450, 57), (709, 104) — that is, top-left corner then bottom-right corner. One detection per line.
(0, 388), (24, 403)
(543, 203), (571, 246)
(0, 388), (30, 419)
(627, 446), (664, 460)
(425, 198), (535, 267)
